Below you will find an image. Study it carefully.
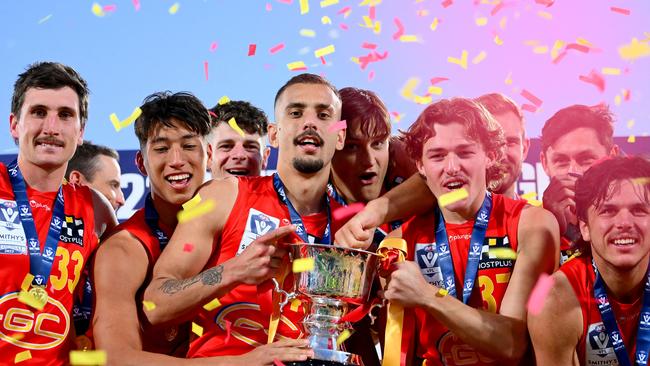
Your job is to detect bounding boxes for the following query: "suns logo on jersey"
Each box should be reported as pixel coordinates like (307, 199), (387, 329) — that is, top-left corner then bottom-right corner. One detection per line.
(438, 331), (496, 365)
(0, 292), (70, 350)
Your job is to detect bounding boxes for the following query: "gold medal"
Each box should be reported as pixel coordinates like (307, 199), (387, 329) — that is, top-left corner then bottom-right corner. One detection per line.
(28, 286), (48, 304)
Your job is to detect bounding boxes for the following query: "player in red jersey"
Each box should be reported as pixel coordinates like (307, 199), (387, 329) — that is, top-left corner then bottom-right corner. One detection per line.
(381, 98), (558, 365)
(0, 62), (116, 365)
(529, 156), (650, 366)
(143, 73), (345, 361)
(92, 91), (311, 365)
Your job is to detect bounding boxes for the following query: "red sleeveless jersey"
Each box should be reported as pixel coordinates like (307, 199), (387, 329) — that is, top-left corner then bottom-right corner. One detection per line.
(0, 163), (98, 365)
(188, 175), (342, 358)
(111, 208), (189, 356)
(400, 194), (526, 366)
(560, 256), (641, 366)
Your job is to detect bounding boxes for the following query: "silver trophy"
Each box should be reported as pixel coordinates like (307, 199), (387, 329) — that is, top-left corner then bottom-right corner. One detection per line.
(274, 243), (379, 366)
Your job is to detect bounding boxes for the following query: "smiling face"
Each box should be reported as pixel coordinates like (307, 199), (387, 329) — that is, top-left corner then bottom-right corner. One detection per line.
(581, 179), (650, 271)
(10, 87), (84, 171)
(269, 82), (344, 175)
(137, 119), (209, 205)
(208, 122), (267, 178)
(417, 122), (492, 220)
(492, 111), (529, 195)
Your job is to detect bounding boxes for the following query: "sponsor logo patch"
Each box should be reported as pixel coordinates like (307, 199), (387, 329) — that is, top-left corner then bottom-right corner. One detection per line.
(0, 199), (27, 255)
(585, 322), (617, 365)
(237, 209), (280, 255)
(59, 215), (84, 246)
(414, 243), (443, 287)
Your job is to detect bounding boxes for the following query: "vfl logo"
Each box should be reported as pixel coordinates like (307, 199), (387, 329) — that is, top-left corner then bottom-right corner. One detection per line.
(417, 245), (438, 268)
(596, 296), (610, 310)
(471, 244), (481, 255)
(638, 351), (648, 365)
(611, 332), (622, 347)
(1, 206), (19, 224)
(33, 276), (44, 285)
(641, 312), (650, 326)
(446, 278), (454, 289)
(250, 214), (277, 236)
(19, 205), (30, 216)
(8, 166), (18, 177)
(465, 280), (473, 291)
(437, 243), (449, 254)
(477, 211), (489, 223)
(52, 217), (62, 230)
(28, 238), (39, 250)
(44, 247), (54, 260)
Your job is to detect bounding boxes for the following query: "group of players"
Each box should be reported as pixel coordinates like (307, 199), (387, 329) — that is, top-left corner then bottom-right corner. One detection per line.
(0, 61), (648, 366)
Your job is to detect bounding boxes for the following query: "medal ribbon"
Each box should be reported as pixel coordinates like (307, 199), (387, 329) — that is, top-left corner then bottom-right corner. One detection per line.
(144, 194), (169, 250)
(7, 160), (65, 289)
(592, 259), (650, 366)
(378, 237), (408, 366)
(434, 192), (492, 304)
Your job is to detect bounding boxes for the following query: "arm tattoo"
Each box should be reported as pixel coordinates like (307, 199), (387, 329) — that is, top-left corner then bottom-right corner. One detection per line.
(160, 265), (224, 295)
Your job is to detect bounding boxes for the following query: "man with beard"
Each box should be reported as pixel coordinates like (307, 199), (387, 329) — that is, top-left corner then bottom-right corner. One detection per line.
(540, 104), (619, 263)
(143, 74), (346, 362)
(207, 100), (270, 178)
(528, 156), (650, 365)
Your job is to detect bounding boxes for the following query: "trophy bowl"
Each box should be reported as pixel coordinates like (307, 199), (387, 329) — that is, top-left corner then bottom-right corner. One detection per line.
(280, 243), (379, 366)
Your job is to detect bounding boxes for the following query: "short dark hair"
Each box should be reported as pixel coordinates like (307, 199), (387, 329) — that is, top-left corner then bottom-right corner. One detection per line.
(274, 73), (340, 108)
(541, 104), (614, 153)
(65, 140), (119, 181)
(134, 91), (212, 148)
(402, 98), (507, 189)
(576, 156), (650, 222)
(209, 100), (268, 136)
(340, 87), (390, 140)
(474, 93), (525, 138)
(12, 61), (90, 129)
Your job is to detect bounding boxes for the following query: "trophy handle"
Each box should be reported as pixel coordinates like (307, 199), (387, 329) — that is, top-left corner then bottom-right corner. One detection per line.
(368, 299), (386, 326)
(272, 278), (296, 312)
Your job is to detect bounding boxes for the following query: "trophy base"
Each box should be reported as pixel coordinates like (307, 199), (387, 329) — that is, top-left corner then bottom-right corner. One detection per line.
(285, 349), (361, 366)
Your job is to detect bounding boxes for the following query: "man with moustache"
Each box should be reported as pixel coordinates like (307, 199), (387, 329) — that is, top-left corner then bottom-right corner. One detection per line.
(528, 156), (650, 365)
(143, 74), (346, 361)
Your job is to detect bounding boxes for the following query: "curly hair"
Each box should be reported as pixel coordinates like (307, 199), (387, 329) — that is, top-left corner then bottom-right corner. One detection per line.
(209, 100), (268, 136)
(402, 98), (507, 190)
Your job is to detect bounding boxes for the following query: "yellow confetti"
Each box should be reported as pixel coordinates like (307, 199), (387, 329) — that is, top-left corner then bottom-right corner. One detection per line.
(142, 300), (156, 311)
(533, 46), (549, 54)
(428, 86), (443, 95)
(551, 40), (565, 60)
(91, 3), (105, 17)
(392, 113), (404, 122)
(109, 107), (142, 132)
(320, 0), (338, 7)
(576, 37), (593, 47)
(290, 298), (302, 312)
(627, 119), (635, 128)
(490, 247), (517, 260)
(494, 35), (504, 46)
(182, 193), (203, 211)
(287, 61), (308, 71)
(400, 77), (420, 100)
(177, 199), (216, 223)
(192, 322), (204, 337)
(18, 290), (45, 311)
(619, 38), (650, 61)
(361, 15), (373, 28)
(602, 67), (621, 75)
(227, 117), (246, 138)
(321, 16), (332, 24)
(475, 17), (488, 26)
(499, 16), (507, 29)
(505, 71), (513, 85)
(447, 50), (468, 70)
(472, 51), (487, 64)
(350, 56), (360, 64)
(336, 329), (353, 346)
(69, 350), (107, 365)
(413, 95), (432, 105)
(373, 20), (381, 34)
(614, 95), (622, 106)
(314, 45), (335, 58)
(203, 298), (222, 311)
(628, 135), (636, 143)
(14, 350), (31, 363)
(218, 96), (230, 105)
(537, 11), (552, 20)
(399, 35), (419, 42)
(359, 0), (382, 5)
(299, 29), (316, 37)
(11, 333), (25, 341)
(430, 18), (439, 31)
(524, 40), (540, 47)
(438, 188), (469, 207)
(293, 258), (315, 273)
(299, 0), (309, 14)
(521, 192), (542, 207)
(21, 274), (34, 292)
(436, 288), (448, 297)
(632, 177), (650, 185)
(168, 3), (180, 14)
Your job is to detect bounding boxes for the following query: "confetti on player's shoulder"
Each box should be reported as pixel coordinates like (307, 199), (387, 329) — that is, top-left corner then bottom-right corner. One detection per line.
(192, 322), (204, 337)
(332, 202), (364, 222)
(520, 192), (542, 207)
(203, 297), (222, 311)
(490, 247), (517, 260)
(293, 257), (315, 273)
(438, 188), (469, 208)
(69, 350), (107, 366)
(183, 243), (195, 252)
(178, 199), (216, 223)
(142, 300), (156, 311)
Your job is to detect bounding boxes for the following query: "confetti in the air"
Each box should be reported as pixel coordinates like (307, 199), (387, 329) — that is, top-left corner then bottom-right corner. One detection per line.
(337, 329), (354, 346)
(192, 322), (204, 337)
(203, 298), (222, 311)
(110, 107), (142, 132)
(332, 202), (364, 222)
(527, 273), (554, 315)
(270, 43), (285, 54)
(168, 3), (180, 14)
(38, 14), (53, 24)
(438, 188), (469, 207)
(218, 95), (230, 105)
(143, 300), (156, 311)
(293, 258), (315, 273)
(248, 44), (257, 56)
(14, 351), (32, 364)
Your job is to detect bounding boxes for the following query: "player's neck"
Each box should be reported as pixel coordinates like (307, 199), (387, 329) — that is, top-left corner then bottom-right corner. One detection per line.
(277, 164), (329, 216)
(501, 185), (517, 200)
(440, 189), (487, 225)
(17, 155), (66, 192)
(595, 254), (649, 304)
(150, 192), (180, 229)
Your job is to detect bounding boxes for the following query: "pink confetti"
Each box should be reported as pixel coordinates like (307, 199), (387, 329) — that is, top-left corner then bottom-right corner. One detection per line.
(270, 43), (285, 54)
(392, 17), (405, 40)
(527, 273), (555, 315)
(579, 70), (605, 92)
(566, 43), (590, 53)
(552, 51), (568, 64)
(332, 203), (365, 222)
(368, 70), (375, 81)
(339, 23), (349, 30)
(203, 61), (209, 81)
(209, 111), (218, 118)
(273, 360), (286, 366)
(277, 0), (292, 3)
(441, 0), (453, 8)
(521, 104), (538, 113)
(610, 7), (630, 15)
(132, 0), (140, 11)
(103, 4), (117, 12)
(224, 320), (232, 344)
(320, 56), (327, 65)
(266, 3), (272, 11)
(337, 6), (351, 15)
(430, 77), (449, 85)
(328, 120), (347, 133)
(183, 243), (194, 252)
(248, 44), (257, 56)
(535, 0), (554, 6)
(209, 42), (218, 52)
(369, 6), (376, 20)
(623, 89), (631, 101)
(362, 42), (377, 50)
(490, 2), (505, 15)
(521, 89), (543, 107)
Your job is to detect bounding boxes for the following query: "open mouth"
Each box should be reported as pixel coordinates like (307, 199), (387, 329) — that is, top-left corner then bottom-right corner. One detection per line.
(165, 173), (191, 189)
(609, 237), (638, 246)
(35, 138), (64, 149)
(359, 171), (378, 185)
(443, 178), (467, 191)
(294, 131), (324, 151)
(226, 168), (250, 176)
